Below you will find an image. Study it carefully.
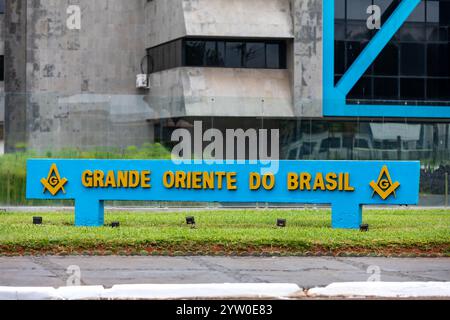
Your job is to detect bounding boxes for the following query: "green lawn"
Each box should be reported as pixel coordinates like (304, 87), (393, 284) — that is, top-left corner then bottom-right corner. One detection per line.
(0, 209), (449, 257)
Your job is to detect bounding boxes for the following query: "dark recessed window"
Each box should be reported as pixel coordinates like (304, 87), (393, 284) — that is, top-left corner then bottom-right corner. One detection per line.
(148, 38), (287, 73)
(185, 40), (206, 66)
(187, 38), (286, 70)
(266, 43), (281, 69)
(0, 0), (4, 14)
(401, 78), (425, 100)
(427, 43), (449, 77)
(374, 43), (399, 76)
(147, 39), (183, 73)
(374, 77), (398, 100)
(338, 0), (450, 106)
(245, 42), (265, 68)
(335, 41), (346, 75)
(427, 78), (450, 100)
(225, 42), (244, 68)
(348, 76), (372, 100)
(400, 43), (425, 76)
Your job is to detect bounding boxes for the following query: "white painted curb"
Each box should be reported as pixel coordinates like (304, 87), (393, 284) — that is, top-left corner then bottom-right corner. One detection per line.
(102, 283), (302, 300)
(0, 284), (303, 300)
(308, 282), (450, 298)
(0, 287), (61, 300)
(2, 282), (450, 300)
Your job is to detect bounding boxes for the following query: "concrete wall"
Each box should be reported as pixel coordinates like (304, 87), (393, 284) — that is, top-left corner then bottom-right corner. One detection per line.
(145, 0), (324, 120)
(145, 0), (294, 48)
(147, 67), (293, 119)
(5, 0), (154, 152)
(3, 0), (326, 152)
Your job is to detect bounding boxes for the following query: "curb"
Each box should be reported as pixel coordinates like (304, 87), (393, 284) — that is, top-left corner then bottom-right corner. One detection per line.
(1, 282), (449, 300)
(0, 283), (303, 300)
(308, 282), (450, 298)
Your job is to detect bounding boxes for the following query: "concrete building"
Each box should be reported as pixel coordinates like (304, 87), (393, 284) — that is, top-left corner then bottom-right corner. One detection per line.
(0, 0), (449, 171)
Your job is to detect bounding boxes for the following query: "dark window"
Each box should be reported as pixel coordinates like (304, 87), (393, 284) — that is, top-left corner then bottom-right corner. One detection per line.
(266, 43), (282, 69)
(225, 42), (244, 68)
(400, 43), (425, 76)
(347, 41), (370, 75)
(148, 38), (287, 73)
(373, 44), (399, 76)
(245, 42), (265, 68)
(427, 43), (449, 77)
(348, 76), (372, 100)
(335, 41), (346, 75)
(374, 77), (398, 100)
(320, 138), (341, 152)
(440, 0), (450, 26)
(185, 38), (286, 70)
(354, 138), (369, 148)
(147, 39), (183, 73)
(185, 40), (206, 66)
(337, 0), (450, 106)
(0, 0), (4, 14)
(427, 78), (450, 100)
(401, 78), (425, 100)
(204, 41), (218, 66)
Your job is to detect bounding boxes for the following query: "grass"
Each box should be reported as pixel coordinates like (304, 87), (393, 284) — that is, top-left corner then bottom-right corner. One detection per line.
(0, 209), (449, 257)
(0, 144), (171, 205)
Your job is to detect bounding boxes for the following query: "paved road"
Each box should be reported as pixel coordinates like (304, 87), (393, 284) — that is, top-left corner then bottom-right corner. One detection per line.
(0, 256), (448, 288)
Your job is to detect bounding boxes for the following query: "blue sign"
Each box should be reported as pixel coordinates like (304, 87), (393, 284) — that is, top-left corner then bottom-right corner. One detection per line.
(26, 160), (420, 229)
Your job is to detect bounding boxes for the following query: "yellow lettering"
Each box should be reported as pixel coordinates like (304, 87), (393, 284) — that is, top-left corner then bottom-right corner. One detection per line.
(287, 173), (299, 190)
(326, 173), (338, 191)
(129, 171), (140, 188)
(93, 171), (104, 188)
(141, 171), (151, 189)
(250, 173), (261, 191)
(300, 173), (312, 191)
(313, 173), (326, 191)
(192, 172), (202, 189)
(175, 171), (187, 189)
(216, 172), (226, 190)
(262, 174), (275, 190)
(82, 170), (93, 188)
(203, 172), (215, 190)
(163, 171), (175, 188)
(344, 173), (355, 191)
(227, 172), (237, 191)
(339, 173), (344, 191)
(117, 171), (128, 188)
(104, 171), (117, 188)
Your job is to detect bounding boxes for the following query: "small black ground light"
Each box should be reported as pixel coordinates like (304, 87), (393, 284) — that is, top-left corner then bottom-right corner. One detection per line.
(277, 219), (287, 228)
(360, 224), (369, 232)
(186, 216), (196, 226)
(111, 221), (120, 228)
(33, 217), (43, 225)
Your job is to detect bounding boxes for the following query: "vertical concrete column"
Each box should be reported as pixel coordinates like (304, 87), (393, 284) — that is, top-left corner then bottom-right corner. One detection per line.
(4, 0), (28, 152)
(290, 0), (323, 118)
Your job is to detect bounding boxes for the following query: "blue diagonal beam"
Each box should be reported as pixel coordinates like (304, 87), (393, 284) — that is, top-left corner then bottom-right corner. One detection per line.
(336, 0), (420, 96)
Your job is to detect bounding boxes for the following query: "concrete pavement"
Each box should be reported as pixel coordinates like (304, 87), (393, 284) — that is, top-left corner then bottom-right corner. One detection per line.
(0, 256), (448, 288)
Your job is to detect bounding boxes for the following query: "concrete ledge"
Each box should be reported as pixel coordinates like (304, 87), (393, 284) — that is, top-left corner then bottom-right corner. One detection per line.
(308, 282), (450, 298)
(0, 284), (303, 300)
(2, 282), (450, 300)
(0, 287), (61, 300)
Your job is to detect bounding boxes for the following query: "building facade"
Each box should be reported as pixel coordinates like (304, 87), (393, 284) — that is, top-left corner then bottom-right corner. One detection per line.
(0, 0), (449, 180)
